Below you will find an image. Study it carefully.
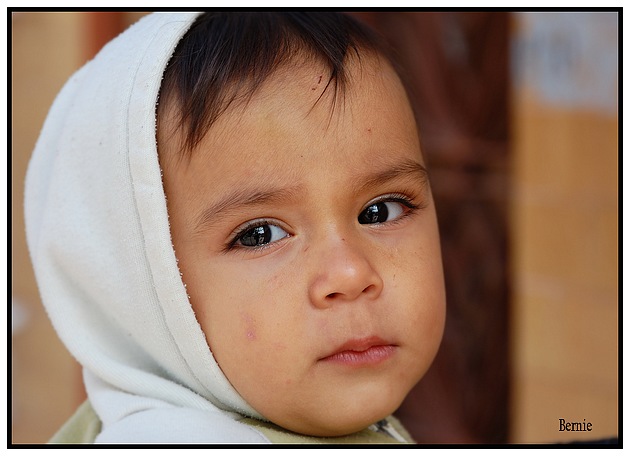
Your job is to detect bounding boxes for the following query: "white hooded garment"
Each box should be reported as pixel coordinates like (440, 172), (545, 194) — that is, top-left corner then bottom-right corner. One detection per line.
(24, 12), (270, 443)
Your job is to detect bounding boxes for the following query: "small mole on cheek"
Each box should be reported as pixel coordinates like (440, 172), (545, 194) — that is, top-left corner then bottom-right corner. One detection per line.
(367, 128), (372, 133)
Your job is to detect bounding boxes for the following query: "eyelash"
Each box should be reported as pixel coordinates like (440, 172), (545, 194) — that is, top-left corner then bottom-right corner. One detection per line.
(223, 218), (285, 253)
(223, 193), (424, 253)
(363, 193), (423, 223)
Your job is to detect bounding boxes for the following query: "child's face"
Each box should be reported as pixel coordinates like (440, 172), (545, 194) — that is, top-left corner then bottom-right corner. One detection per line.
(159, 54), (446, 437)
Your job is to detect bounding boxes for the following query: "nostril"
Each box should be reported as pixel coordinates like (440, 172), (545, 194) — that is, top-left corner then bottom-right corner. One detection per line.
(326, 285), (374, 301)
(362, 284), (376, 295)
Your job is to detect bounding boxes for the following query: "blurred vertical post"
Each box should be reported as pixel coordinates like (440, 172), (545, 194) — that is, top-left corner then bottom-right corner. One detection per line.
(85, 12), (125, 59)
(352, 12), (511, 443)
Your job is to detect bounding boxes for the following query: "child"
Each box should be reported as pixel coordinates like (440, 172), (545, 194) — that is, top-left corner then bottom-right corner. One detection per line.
(25, 12), (446, 444)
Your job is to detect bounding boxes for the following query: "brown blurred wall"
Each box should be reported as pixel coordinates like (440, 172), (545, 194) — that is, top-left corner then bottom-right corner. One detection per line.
(12, 12), (85, 444)
(11, 12), (148, 444)
(509, 12), (618, 443)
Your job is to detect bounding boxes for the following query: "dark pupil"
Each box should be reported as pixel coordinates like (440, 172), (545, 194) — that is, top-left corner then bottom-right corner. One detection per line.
(240, 225), (271, 247)
(359, 202), (388, 224)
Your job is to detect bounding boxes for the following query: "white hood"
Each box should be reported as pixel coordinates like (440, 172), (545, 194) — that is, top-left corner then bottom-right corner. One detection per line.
(24, 12), (268, 443)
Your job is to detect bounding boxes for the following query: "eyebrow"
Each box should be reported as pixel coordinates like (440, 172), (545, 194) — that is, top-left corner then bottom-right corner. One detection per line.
(354, 159), (429, 195)
(192, 158), (429, 234)
(193, 184), (303, 234)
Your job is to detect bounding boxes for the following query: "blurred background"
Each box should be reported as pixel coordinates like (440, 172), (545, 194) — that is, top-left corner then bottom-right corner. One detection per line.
(11, 11), (618, 444)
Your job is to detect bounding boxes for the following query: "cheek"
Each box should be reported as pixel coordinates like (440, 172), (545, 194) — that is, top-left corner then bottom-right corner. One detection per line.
(187, 266), (260, 358)
(202, 266), (304, 355)
(391, 226), (446, 340)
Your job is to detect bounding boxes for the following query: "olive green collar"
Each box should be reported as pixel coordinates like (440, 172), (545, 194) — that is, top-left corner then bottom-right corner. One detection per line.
(238, 415), (415, 444)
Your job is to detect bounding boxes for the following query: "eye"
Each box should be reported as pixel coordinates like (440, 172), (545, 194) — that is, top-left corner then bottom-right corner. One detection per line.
(358, 200), (407, 225)
(235, 223), (289, 248)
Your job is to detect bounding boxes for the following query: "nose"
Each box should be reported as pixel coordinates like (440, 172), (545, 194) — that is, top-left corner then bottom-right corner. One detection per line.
(308, 236), (384, 309)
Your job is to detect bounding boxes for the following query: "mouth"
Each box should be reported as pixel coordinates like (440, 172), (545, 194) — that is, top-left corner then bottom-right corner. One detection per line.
(319, 336), (397, 367)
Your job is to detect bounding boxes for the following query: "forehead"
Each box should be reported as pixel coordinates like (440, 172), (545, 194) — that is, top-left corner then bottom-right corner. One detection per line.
(212, 56), (414, 154)
(160, 54), (421, 195)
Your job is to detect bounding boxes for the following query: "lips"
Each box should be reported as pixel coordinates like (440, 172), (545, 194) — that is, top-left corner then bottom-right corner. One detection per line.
(319, 336), (397, 367)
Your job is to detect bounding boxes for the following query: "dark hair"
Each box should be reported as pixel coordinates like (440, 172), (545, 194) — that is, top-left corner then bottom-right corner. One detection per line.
(158, 12), (391, 157)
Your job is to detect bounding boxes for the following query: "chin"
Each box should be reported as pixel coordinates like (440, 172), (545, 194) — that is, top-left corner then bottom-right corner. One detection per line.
(293, 388), (408, 437)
